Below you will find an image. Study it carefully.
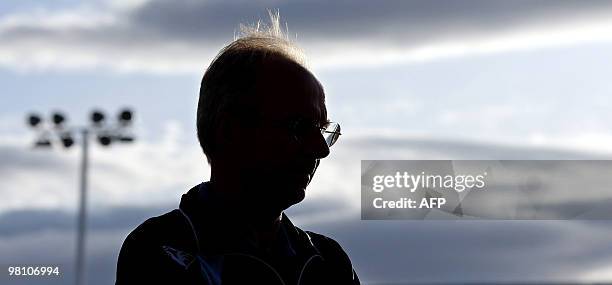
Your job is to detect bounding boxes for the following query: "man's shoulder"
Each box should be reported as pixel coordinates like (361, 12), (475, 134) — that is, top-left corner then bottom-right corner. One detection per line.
(117, 209), (195, 269)
(134, 209), (184, 232)
(303, 230), (340, 246)
(302, 230), (350, 259)
(116, 209), (200, 284)
(124, 209), (185, 244)
(283, 216), (351, 264)
(300, 229), (359, 284)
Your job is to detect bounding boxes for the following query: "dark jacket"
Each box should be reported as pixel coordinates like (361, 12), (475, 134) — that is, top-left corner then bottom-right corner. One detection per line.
(116, 182), (360, 285)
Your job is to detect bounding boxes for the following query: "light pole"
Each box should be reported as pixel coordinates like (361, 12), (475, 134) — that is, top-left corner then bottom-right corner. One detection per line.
(26, 108), (135, 285)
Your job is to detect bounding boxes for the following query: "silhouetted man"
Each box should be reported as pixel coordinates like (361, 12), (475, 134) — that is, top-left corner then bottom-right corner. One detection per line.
(116, 14), (359, 285)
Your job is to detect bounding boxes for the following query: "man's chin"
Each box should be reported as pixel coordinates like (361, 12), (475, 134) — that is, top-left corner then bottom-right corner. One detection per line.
(288, 187), (306, 205)
(274, 185), (307, 211)
(245, 179), (308, 212)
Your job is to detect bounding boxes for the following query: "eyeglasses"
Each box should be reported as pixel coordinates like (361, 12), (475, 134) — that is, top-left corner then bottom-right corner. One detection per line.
(321, 122), (341, 147)
(282, 119), (342, 148)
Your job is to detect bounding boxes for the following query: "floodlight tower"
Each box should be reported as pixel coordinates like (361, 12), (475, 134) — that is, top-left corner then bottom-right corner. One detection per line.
(26, 108), (135, 285)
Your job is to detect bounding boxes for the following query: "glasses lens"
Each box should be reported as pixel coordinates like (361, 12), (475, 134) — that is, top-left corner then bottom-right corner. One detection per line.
(322, 122), (341, 147)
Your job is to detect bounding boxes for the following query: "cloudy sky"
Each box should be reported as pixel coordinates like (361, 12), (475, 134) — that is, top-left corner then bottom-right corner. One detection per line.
(3, 0), (612, 284)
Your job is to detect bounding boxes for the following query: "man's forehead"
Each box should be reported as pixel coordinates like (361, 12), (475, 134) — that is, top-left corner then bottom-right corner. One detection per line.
(256, 57), (321, 95)
(254, 57), (326, 120)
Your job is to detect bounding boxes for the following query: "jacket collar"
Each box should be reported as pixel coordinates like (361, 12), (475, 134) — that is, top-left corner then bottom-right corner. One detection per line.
(178, 182), (319, 258)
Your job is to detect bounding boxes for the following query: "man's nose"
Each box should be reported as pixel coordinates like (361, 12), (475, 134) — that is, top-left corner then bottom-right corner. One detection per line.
(301, 130), (330, 159)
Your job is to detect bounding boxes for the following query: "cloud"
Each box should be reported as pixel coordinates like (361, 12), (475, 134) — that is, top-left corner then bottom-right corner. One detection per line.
(2, 121), (611, 215)
(0, 205), (169, 237)
(1, 0), (612, 72)
(311, 218), (612, 283)
(2, 206), (612, 284)
(0, 120), (209, 213)
(4, 119), (612, 283)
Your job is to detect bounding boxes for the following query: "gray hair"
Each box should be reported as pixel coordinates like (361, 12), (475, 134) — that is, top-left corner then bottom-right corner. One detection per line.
(197, 11), (315, 165)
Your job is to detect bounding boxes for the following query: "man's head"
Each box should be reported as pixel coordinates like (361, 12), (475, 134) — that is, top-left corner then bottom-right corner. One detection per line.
(197, 13), (334, 214)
